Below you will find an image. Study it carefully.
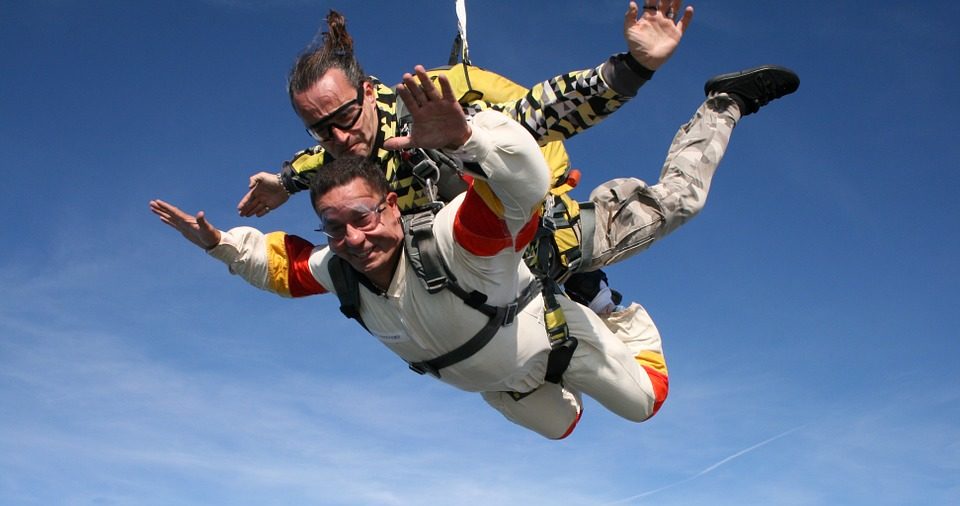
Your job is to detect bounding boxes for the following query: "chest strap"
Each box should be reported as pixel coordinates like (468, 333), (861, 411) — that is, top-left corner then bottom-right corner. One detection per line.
(408, 277), (541, 377)
(402, 209), (541, 377)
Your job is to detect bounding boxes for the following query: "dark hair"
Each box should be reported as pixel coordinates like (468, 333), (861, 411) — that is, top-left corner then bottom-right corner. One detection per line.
(288, 10), (367, 103)
(309, 156), (390, 212)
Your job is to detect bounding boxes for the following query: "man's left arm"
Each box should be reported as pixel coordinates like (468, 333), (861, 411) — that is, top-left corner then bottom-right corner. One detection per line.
(446, 110), (551, 257)
(475, 1), (693, 144)
(384, 67), (551, 255)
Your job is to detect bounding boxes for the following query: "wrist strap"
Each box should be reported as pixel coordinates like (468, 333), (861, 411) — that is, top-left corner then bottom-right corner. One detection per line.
(621, 53), (655, 80)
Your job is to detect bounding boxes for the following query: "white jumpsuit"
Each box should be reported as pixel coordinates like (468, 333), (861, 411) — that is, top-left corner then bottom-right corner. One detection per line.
(209, 111), (668, 439)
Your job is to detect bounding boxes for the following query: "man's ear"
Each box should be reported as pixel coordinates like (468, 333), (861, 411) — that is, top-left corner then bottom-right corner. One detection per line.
(385, 192), (399, 208)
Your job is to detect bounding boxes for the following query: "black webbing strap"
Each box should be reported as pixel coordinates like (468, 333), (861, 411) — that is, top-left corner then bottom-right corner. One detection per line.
(447, 32), (463, 66)
(401, 209), (547, 377)
(544, 332), (578, 384)
(540, 276), (578, 385)
(403, 209), (495, 315)
(327, 256), (370, 333)
(408, 277), (541, 377)
(575, 201), (596, 272)
(521, 198), (580, 385)
(403, 210), (448, 293)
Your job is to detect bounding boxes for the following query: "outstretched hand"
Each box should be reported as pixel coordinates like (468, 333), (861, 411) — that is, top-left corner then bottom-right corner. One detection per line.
(237, 171), (290, 217)
(382, 65), (471, 151)
(150, 199), (222, 250)
(625, 0), (694, 71)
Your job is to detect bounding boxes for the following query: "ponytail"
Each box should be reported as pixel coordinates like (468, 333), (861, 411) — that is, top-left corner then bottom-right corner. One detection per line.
(288, 10), (367, 100)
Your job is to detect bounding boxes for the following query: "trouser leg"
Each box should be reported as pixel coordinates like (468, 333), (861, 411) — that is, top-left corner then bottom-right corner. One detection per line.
(481, 299), (671, 438)
(601, 302), (669, 416)
(482, 383), (583, 440)
(561, 297), (667, 423)
(580, 94), (741, 272)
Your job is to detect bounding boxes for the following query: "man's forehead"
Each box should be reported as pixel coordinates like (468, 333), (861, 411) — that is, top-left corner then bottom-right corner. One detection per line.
(313, 69), (356, 101)
(317, 183), (382, 217)
(319, 197), (379, 215)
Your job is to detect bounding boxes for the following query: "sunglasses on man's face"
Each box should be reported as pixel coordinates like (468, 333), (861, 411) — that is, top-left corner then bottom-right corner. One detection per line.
(316, 197), (387, 241)
(305, 83), (365, 142)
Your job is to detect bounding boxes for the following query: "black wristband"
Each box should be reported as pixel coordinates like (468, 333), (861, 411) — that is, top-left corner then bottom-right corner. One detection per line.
(621, 53), (655, 80)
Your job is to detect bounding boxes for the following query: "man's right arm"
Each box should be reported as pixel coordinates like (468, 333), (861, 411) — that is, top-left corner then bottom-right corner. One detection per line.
(208, 227), (329, 298)
(150, 199), (328, 297)
(237, 146), (327, 217)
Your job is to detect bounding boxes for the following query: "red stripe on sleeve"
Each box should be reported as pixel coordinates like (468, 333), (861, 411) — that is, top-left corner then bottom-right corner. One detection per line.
(453, 189), (512, 256)
(284, 235), (327, 297)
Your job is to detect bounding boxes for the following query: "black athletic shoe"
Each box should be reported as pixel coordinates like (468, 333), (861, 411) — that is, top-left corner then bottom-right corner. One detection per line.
(704, 65), (799, 115)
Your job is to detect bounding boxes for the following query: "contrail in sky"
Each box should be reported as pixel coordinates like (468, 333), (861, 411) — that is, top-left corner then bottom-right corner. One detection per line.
(601, 424), (806, 505)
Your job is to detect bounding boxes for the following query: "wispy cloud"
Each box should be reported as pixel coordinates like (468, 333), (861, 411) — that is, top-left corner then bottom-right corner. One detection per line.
(601, 425), (806, 505)
(0, 299), (602, 505)
(1, 317), (456, 502)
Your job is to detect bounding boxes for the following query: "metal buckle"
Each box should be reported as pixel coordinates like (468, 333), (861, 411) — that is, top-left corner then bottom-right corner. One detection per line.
(502, 302), (519, 326)
(409, 361), (440, 378)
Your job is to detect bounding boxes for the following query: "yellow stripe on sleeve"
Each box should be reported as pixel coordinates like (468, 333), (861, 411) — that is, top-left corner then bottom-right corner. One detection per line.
(264, 232), (293, 297)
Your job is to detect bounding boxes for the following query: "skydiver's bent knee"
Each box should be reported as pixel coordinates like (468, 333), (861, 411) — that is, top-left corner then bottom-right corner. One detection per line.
(583, 357), (669, 424)
(641, 365), (669, 420)
(583, 177), (666, 271)
(482, 383), (582, 439)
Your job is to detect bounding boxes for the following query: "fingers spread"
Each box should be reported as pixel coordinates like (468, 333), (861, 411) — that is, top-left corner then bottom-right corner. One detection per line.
(435, 74), (456, 102)
(415, 66), (439, 101)
(678, 6), (693, 31)
(400, 72), (426, 107)
(625, 1), (639, 25)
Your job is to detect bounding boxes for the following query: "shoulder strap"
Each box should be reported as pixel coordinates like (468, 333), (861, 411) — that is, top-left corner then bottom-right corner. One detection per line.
(400, 208), (542, 378)
(328, 203), (554, 380)
(402, 209), (493, 313)
(402, 209), (449, 294)
(327, 255), (370, 333)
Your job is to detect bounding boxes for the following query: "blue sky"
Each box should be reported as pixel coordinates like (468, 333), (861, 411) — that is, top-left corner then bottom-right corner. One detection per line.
(2, 1), (958, 504)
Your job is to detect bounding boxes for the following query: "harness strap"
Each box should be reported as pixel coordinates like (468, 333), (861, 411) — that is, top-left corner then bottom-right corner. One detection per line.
(327, 256), (370, 333)
(404, 210), (448, 293)
(453, 0), (471, 66)
(408, 277), (541, 377)
(539, 277), (578, 384)
(522, 195), (580, 385)
(402, 209), (542, 377)
(575, 201), (596, 271)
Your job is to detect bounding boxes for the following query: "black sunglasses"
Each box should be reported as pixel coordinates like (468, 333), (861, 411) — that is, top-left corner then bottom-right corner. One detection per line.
(305, 83), (365, 142)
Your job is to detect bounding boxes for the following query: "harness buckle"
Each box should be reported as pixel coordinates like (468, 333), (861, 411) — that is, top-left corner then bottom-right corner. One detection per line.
(502, 302), (519, 326)
(408, 361), (440, 378)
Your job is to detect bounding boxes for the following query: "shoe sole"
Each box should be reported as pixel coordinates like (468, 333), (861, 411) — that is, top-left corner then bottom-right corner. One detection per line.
(704, 65), (800, 96)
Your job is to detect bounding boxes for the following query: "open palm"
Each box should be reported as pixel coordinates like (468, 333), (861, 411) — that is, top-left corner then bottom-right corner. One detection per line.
(383, 65), (471, 151)
(625, 0), (694, 70)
